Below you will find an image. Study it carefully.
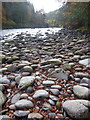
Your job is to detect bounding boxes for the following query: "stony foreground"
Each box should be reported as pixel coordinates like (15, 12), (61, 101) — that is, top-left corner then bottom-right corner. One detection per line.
(0, 29), (90, 120)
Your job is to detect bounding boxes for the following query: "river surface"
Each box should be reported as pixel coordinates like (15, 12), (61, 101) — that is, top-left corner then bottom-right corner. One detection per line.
(0, 28), (62, 40)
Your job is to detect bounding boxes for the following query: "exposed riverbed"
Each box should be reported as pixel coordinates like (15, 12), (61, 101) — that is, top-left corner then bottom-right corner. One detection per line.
(0, 28), (90, 120)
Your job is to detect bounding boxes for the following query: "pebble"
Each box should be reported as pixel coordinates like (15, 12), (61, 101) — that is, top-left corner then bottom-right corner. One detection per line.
(42, 80), (55, 86)
(63, 100), (90, 119)
(28, 113), (43, 120)
(73, 85), (90, 99)
(50, 89), (59, 96)
(0, 115), (11, 120)
(11, 93), (21, 104)
(19, 76), (35, 87)
(15, 99), (34, 109)
(33, 90), (49, 99)
(14, 110), (30, 117)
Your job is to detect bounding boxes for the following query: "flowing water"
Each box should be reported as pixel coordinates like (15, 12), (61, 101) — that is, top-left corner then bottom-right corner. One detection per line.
(0, 27), (62, 41)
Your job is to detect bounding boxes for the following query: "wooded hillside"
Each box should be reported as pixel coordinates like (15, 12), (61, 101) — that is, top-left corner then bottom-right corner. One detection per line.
(2, 2), (90, 30)
(46, 2), (90, 30)
(2, 2), (48, 29)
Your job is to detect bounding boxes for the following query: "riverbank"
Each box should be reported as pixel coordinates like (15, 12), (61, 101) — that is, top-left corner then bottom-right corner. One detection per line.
(0, 28), (90, 120)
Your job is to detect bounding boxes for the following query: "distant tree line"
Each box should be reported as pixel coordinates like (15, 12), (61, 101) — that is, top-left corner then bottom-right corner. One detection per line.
(2, 2), (90, 30)
(2, 2), (48, 29)
(46, 2), (90, 30)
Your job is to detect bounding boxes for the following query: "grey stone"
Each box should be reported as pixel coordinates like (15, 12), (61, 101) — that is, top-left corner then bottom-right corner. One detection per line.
(73, 85), (90, 99)
(79, 58), (90, 66)
(51, 85), (61, 90)
(74, 72), (90, 78)
(50, 89), (59, 96)
(33, 90), (49, 99)
(14, 110), (30, 117)
(80, 77), (90, 86)
(11, 93), (21, 104)
(20, 93), (28, 99)
(15, 74), (22, 84)
(26, 86), (34, 93)
(42, 102), (52, 110)
(48, 99), (55, 105)
(0, 115), (11, 120)
(41, 59), (61, 65)
(22, 66), (33, 72)
(63, 100), (90, 119)
(42, 80), (55, 86)
(19, 76), (35, 87)
(9, 104), (16, 110)
(49, 95), (58, 101)
(28, 113), (43, 120)
(0, 84), (5, 91)
(0, 77), (10, 85)
(15, 99), (34, 109)
(6, 64), (17, 72)
(49, 68), (69, 80)
(0, 68), (7, 73)
(0, 91), (6, 108)
(74, 78), (81, 83)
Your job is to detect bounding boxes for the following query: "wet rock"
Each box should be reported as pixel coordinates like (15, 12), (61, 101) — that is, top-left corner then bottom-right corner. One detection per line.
(49, 95), (58, 101)
(80, 77), (90, 86)
(17, 61), (32, 69)
(0, 54), (6, 63)
(6, 64), (17, 72)
(42, 102), (52, 110)
(49, 68), (69, 80)
(61, 63), (72, 70)
(15, 74), (22, 84)
(19, 76), (35, 87)
(56, 101), (62, 109)
(74, 78), (81, 83)
(14, 110), (29, 117)
(0, 77), (10, 85)
(0, 91), (6, 108)
(50, 89), (59, 96)
(10, 81), (16, 87)
(80, 83), (89, 88)
(0, 68), (7, 73)
(11, 93), (21, 104)
(48, 99), (55, 105)
(26, 86), (34, 93)
(42, 80), (55, 86)
(63, 100), (90, 119)
(0, 115), (11, 120)
(9, 104), (16, 110)
(22, 66), (33, 72)
(15, 99), (34, 109)
(48, 112), (56, 118)
(28, 113), (43, 120)
(79, 58), (90, 66)
(73, 85), (90, 99)
(41, 59), (61, 65)
(20, 93), (28, 99)
(0, 84), (5, 91)
(51, 85), (61, 90)
(33, 90), (49, 99)
(74, 72), (90, 78)
(21, 72), (30, 76)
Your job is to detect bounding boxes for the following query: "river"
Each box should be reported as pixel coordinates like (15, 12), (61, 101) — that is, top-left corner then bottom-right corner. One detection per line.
(0, 28), (62, 41)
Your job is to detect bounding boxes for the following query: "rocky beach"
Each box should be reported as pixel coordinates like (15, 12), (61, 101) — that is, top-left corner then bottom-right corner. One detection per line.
(0, 28), (90, 120)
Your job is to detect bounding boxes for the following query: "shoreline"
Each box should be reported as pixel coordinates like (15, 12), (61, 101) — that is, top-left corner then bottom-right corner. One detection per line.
(0, 28), (90, 120)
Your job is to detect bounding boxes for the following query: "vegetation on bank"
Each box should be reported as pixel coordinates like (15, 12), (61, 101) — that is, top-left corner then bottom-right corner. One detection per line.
(2, 2), (90, 30)
(46, 2), (90, 30)
(2, 2), (48, 29)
